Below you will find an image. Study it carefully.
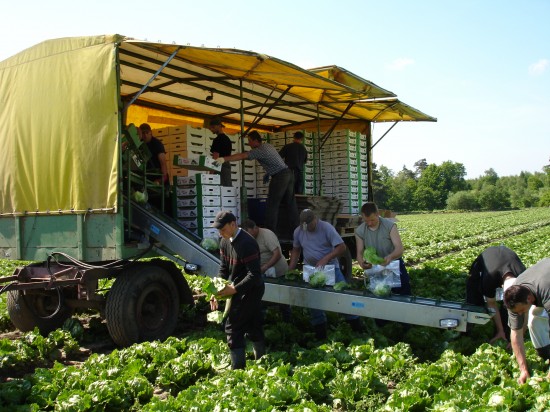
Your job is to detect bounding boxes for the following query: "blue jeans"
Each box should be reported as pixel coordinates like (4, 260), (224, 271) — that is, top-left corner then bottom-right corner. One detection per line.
(310, 266), (359, 325)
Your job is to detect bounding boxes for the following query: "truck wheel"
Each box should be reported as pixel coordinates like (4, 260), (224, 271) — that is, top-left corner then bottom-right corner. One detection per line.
(105, 264), (179, 346)
(339, 247), (353, 283)
(7, 289), (73, 335)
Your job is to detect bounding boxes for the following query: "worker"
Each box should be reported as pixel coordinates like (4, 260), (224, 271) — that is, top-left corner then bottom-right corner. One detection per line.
(213, 130), (299, 238)
(138, 123), (169, 185)
(466, 246), (526, 344)
(208, 117), (233, 187)
(242, 218), (291, 322)
(209, 211), (265, 369)
(355, 202), (411, 295)
(279, 131), (308, 194)
(503, 258), (550, 384)
(241, 218), (289, 278)
(288, 209), (361, 338)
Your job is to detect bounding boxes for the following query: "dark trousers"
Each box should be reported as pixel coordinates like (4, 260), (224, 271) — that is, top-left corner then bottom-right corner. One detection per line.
(391, 259), (412, 295)
(225, 283), (265, 349)
(291, 168), (304, 194)
(265, 169), (299, 237)
(220, 162), (232, 187)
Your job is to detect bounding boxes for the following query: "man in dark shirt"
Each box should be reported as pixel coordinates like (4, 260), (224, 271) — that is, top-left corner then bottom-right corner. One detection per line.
(466, 246), (525, 344)
(210, 211), (265, 369)
(208, 118), (233, 187)
(279, 131), (308, 194)
(139, 123), (169, 184)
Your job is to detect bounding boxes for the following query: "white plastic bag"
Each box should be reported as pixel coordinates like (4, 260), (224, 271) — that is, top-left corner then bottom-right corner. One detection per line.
(365, 260), (401, 295)
(303, 264), (336, 286)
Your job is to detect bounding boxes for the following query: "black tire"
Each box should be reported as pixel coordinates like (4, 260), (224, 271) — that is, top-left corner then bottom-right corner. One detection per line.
(7, 289), (73, 335)
(105, 264), (180, 346)
(339, 246), (353, 283)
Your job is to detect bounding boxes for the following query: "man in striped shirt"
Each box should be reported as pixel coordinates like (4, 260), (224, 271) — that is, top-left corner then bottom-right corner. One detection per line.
(214, 130), (299, 238)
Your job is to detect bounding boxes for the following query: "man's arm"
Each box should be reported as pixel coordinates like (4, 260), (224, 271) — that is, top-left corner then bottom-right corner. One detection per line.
(157, 152), (169, 183)
(317, 243), (346, 268)
(261, 247), (282, 273)
(288, 246), (302, 270)
(485, 297), (508, 343)
(218, 152), (248, 162)
(385, 225), (404, 264)
(510, 327), (530, 384)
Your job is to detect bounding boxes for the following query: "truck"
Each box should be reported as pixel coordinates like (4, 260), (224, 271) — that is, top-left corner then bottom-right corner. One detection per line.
(0, 34), (492, 346)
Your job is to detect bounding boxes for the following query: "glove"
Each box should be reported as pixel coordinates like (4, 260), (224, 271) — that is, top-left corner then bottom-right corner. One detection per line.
(263, 173), (270, 184)
(213, 157), (225, 166)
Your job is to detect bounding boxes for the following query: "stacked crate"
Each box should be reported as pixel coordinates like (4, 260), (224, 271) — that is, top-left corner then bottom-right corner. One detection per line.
(357, 133), (369, 204)
(152, 125), (208, 181)
(318, 129), (361, 214)
(172, 173), (240, 238)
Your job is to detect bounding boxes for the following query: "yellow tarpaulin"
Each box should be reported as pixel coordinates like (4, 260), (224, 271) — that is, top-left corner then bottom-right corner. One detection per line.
(0, 35), (120, 215)
(0, 34), (435, 216)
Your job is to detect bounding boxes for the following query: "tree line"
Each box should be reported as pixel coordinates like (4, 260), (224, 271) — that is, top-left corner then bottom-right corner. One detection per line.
(371, 158), (550, 212)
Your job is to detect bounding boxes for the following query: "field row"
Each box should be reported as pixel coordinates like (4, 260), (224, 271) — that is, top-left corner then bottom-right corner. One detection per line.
(398, 208), (550, 247)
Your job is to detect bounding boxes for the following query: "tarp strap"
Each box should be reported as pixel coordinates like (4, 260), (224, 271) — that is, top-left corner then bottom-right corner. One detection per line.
(371, 122), (398, 149)
(124, 46), (182, 112)
(241, 86), (292, 136)
(319, 102), (355, 150)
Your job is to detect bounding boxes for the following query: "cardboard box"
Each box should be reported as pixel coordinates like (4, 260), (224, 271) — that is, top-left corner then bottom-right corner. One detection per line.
(174, 173), (220, 186)
(175, 185), (221, 198)
(173, 155), (222, 172)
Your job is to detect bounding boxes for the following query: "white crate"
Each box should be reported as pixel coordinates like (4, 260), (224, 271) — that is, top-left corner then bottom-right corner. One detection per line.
(332, 171), (358, 180)
(174, 174), (220, 186)
(197, 197), (221, 207)
(176, 208), (197, 218)
(170, 125), (205, 138)
(222, 186), (238, 197)
(176, 185), (221, 197)
(332, 150), (357, 159)
(222, 196), (240, 208)
(332, 129), (358, 137)
(331, 135), (357, 144)
(177, 198), (198, 207)
(177, 218), (198, 229)
(200, 228), (220, 239)
(152, 127), (170, 137)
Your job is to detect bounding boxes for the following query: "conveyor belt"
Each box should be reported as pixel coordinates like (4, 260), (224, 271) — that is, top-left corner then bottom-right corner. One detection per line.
(130, 201), (492, 331)
(130, 201), (221, 276)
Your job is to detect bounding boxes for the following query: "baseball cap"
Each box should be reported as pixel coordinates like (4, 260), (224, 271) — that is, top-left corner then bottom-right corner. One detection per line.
(211, 211), (236, 229)
(209, 117), (224, 127)
(299, 209), (315, 225)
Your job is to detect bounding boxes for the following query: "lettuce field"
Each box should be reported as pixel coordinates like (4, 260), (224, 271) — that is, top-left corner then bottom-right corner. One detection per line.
(1, 208), (550, 411)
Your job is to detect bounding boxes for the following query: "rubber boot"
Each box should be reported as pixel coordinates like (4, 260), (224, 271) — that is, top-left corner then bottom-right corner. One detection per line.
(230, 347), (246, 370)
(536, 344), (550, 361)
(314, 322), (327, 340)
(252, 341), (266, 360)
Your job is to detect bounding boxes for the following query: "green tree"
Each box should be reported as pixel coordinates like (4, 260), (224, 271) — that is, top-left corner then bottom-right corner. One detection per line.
(387, 168), (417, 211)
(415, 161), (468, 209)
(446, 191), (480, 210)
(539, 188), (550, 207)
(477, 185), (510, 210)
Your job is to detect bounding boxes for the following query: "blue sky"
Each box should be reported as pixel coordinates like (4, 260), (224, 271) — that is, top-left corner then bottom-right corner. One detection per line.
(2, 0), (549, 179)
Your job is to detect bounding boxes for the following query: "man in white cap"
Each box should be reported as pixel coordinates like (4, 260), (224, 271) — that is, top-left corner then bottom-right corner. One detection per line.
(209, 211), (265, 369)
